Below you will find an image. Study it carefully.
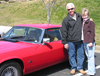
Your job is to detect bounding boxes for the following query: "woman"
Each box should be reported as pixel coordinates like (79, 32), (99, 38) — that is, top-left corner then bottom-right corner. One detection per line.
(81, 8), (95, 76)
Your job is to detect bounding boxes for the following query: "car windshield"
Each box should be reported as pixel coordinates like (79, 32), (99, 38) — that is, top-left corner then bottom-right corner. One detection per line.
(1, 26), (42, 43)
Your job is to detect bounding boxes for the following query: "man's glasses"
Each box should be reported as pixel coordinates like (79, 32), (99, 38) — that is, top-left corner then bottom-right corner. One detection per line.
(67, 8), (74, 11)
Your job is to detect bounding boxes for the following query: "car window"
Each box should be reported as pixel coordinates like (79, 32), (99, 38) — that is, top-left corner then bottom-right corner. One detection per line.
(2, 26), (42, 43)
(43, 28), (61, 42)
(10, 28), (25, 36)
(25, 28), (42, 42)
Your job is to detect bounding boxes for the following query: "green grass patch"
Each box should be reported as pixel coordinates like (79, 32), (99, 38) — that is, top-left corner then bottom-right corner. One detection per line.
(0, 0), (100, 45)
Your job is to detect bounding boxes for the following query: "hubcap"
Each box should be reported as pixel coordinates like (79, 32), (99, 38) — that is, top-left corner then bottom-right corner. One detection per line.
(1, 66), (18, 76)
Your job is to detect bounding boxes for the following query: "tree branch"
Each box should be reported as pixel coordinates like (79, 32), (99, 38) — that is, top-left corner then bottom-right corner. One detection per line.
(50, 0), (57, 18)
(42, 0), (48, 10)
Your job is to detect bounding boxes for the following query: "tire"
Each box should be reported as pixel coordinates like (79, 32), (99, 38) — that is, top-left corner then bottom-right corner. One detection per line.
(0, 61), (23, 76)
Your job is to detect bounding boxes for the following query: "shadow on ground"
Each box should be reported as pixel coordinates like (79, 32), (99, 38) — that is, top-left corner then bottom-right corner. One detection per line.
(25, 61), (71, 76)
(24, 53), (99, 76)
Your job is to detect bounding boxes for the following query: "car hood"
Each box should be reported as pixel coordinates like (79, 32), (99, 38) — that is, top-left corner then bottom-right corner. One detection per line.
(0, 41), (39, 53)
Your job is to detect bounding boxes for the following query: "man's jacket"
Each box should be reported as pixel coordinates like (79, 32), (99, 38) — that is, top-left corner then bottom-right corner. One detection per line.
(61, 12), (82, 45)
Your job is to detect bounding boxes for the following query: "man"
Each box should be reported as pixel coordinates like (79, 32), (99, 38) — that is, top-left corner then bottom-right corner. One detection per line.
(61, 3), (86, 75)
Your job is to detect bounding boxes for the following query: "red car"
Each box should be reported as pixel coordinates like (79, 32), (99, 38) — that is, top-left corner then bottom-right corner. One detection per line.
(0, 24), (68, 76)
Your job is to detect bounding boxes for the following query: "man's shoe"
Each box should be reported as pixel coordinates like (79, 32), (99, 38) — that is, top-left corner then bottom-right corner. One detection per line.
(78, 69), (86, 74)
(70, 70), (75, 75)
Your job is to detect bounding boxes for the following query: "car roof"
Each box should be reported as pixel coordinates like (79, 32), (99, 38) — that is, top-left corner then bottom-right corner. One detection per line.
(16, 24), (61, 29)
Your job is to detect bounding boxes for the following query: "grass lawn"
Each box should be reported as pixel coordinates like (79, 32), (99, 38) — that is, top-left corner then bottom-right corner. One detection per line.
(0, 0), (100, 45)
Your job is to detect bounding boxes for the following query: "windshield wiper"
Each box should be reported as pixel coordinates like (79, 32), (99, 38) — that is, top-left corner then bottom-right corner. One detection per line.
(1, 37), (8, 40)
(1, 37), (19, 42)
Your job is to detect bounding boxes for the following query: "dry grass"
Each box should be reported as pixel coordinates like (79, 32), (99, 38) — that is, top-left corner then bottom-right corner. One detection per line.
(0, 0), (100, 45)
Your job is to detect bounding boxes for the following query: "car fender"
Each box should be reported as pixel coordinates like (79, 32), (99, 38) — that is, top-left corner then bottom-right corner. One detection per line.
(0, 56), (24, 66)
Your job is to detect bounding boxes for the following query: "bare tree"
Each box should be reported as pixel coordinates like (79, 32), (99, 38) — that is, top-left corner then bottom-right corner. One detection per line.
(42, 0), (57, 24)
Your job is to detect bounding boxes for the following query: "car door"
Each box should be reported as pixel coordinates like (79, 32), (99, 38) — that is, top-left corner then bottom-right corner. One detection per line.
(35, 28), (68, 70)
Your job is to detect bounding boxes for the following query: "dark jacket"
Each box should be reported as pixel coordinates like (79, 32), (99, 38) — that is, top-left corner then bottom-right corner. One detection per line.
(61, 12), (82, 45)
(82, 19), (95, 43)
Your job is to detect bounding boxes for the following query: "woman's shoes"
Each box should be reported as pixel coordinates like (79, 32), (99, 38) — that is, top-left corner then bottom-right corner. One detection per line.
(84, 74), (91, 76)
(85, 74), (95, 76)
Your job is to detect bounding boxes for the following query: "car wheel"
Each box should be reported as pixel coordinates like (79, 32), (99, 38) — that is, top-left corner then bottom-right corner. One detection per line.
(0, 61), (22, 76)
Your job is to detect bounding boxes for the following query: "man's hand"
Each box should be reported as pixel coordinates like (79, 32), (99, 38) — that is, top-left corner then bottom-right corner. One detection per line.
(64, 44), (69, 50)
(88, 43), (93, 47)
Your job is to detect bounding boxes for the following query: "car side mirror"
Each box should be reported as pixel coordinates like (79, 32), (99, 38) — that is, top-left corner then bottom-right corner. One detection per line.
(42, 38), (50, 45)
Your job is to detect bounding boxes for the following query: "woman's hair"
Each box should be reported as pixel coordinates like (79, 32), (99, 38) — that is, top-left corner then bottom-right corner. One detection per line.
(81, 8), (89, 16)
